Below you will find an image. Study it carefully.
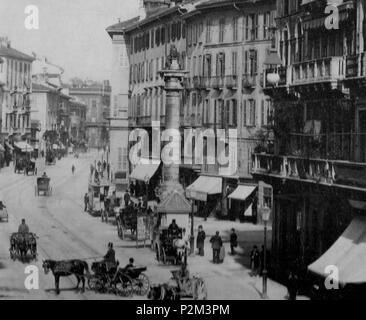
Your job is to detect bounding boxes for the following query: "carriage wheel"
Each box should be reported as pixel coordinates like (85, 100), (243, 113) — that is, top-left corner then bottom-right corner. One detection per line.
(88, 276), (103, 292)
(116, 274), (133, 297)
(134, 273), (150, 296)
(194, 279), (207, 300)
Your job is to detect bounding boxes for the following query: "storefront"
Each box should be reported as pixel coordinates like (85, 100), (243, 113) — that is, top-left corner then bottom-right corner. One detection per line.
(228, 184), (257, 223)
(186, 175), (222, 218)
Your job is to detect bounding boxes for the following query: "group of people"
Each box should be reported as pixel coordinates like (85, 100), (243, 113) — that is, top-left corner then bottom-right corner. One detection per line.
(102, 241), (135, 271)
(249, 244), (271, 277)
(195, 227), (238, 264)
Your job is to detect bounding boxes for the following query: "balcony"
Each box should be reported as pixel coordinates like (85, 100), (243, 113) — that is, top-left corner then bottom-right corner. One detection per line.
(242, 74), (257, 88)
(225, 75), (238, 88)
(252, 152), (366, 189)
(193, 76), (202, 89)
(210, 76), (224, 89)
(345, 53), (366, 79)
(291, 56), (345, 86)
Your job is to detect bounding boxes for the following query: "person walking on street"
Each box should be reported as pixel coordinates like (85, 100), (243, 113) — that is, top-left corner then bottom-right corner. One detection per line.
(230, 228), (238, 255)
(72, 164), (75, 175)
(84, 193), (89, 212)
(250, 245), (260, 276)
(196, 225), (206, 256)
(210, 231), (222, 264)
(18, 219), (29, 234)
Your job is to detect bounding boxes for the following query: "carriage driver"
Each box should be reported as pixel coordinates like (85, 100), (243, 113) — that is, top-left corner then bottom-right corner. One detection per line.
(18, 219), (30, 234)
(103, 242), (116, 271)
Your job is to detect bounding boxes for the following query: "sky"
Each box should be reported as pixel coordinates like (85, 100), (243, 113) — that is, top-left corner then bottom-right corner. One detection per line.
(0, 0), (139, 82)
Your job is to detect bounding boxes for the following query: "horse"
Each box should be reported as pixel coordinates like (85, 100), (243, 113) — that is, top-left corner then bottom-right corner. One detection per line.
(42, 259), (89, 294)
(10, 233), (28, 262)
(147, 284), (180, 300)
(173, 238), (189, 265)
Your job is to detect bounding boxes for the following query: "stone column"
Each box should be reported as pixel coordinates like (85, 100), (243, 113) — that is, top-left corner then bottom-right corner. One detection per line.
(159, 46), (187, 196)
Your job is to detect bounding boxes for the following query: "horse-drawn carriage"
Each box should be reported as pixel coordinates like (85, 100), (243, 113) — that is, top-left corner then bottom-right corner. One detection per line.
(9, 232), (37, 261)
(116, 206), (137, 239)
(35, 176), (52, 196)
(148, 268), (207, 300)
(45, 150), (56, 165)
(15, 158), (37, 175)
(87, 261), (150, 296)
(87, 180), (110, 217)
(0, 201), (8, 222)
(155, 227), (188, 265)
(25, 159), (37, 175)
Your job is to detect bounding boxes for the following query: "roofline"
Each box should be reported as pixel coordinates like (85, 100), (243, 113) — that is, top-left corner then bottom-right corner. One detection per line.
(196, 0), (276, 11)
(107, 5), (187, 37)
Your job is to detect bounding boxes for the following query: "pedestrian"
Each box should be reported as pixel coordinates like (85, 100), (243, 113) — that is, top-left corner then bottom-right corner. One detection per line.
(72, 164), (75, 175)
(230, 228), (238, 255)
(107, 163), (110, 179)
(250, 245), (260, 276)
(287, 270), (299, 300)
(210, 231), (223, 264)
(84, 193), (89, 212)
(124, 190), (130, 207)
(196, 225), (206, 256)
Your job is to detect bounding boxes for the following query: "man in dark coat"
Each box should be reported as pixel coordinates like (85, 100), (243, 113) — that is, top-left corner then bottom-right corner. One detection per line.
(250, 245), (260, 276)
(196, 225), (206, 256)
(103, 242), (116, 271)
(84, 193), (89, 212)
(124, 190), (130, 207)
(230, 228), (238, 255)
(287, 270), (299, 300)
(210, 231), (222, 263)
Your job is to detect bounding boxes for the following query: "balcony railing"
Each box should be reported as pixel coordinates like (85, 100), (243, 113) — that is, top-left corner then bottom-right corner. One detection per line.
(345, 53), (366, 78)
(252, 152), (366, 189)
(242, 74), (257, 88)
(225, 75), (238, 88)
(292, 56), (345, 85)
(210, 76), (224, 88)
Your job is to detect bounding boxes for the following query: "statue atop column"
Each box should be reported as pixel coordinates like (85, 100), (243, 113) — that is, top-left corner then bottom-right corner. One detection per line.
(165, 45), (180, 70)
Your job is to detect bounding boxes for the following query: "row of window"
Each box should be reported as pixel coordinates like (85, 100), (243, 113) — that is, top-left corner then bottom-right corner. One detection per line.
(2, 59), (31, 90)
(132, 21), (185, 53)
(4, 113), (30, 130)
(186, 12), (275, 47)
(129, 92), (271, 128)
(280, 28), (353, 66)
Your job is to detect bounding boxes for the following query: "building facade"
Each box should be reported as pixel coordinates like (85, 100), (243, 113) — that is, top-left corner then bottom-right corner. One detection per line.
(252, 0), (366, 284)
(0, 38), (34, 146)
(68, 81), (111, 149)
(107, 0), (276, 222)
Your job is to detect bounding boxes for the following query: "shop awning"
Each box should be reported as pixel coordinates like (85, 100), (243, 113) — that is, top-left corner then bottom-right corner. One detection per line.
(186, 175), (222, 201)
(14, 141), (34, 152)
(224, 90), (237, 99)
(228, 185), (256, 201)
(303, 10), (351, 30)
(129, 160), (161, 181)
(264, 49), (282, 66)
(308, 216), (366, 284)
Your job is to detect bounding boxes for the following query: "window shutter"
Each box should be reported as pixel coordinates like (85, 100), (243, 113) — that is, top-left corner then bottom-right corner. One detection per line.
(216, 54), (219, 76)
(254, 100), (257, 126)
(222, 53), (226, 76)
(243, 100), (247, 126)
(253, 50), (258, 74)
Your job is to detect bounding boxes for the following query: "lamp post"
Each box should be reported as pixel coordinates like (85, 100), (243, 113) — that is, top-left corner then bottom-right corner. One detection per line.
(190, 199), (195, 255)
(260, 205), (271, 299)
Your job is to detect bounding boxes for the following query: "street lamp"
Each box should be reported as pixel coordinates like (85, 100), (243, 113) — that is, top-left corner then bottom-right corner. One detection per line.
(190, 199), (195, 255)
(258, 180), (273, 299)
(260, 205), (271, 299)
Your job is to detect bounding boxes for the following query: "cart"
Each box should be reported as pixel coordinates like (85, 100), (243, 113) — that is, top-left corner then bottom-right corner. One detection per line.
(35, 176), (52, 196)
(87, 180), (110, 217)
(155, 227), (187, 265)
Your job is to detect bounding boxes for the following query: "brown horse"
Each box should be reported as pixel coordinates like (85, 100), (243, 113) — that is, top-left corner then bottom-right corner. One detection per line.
(42, 259), (89, 294)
